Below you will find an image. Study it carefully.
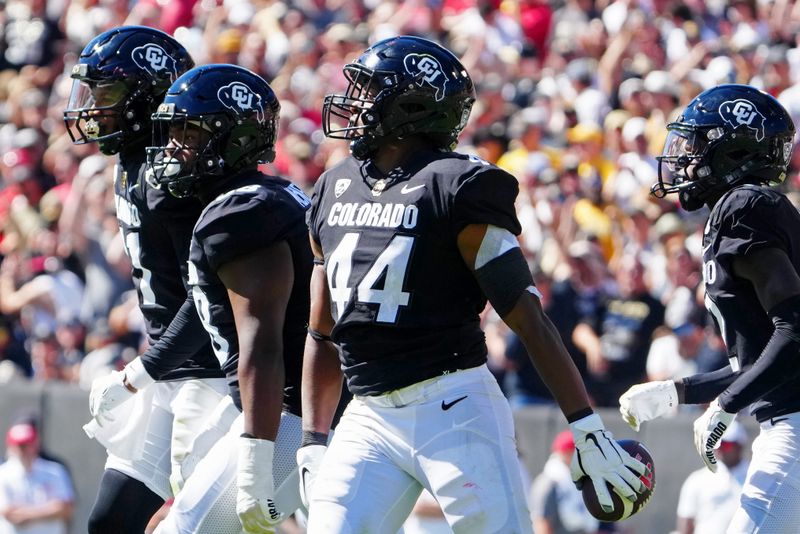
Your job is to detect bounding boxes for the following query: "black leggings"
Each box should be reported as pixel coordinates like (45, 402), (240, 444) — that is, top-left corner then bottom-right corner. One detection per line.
(88, 469), (165, 534)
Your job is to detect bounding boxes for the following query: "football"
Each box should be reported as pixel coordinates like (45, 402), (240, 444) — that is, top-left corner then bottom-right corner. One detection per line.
(580, 439), (655, 522)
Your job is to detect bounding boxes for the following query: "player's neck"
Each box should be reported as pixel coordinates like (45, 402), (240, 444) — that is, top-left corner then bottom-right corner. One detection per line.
(371, 138), (428, 175)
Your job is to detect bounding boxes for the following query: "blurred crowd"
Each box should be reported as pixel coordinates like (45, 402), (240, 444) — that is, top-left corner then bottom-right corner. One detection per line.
(2, 0), (800, 409)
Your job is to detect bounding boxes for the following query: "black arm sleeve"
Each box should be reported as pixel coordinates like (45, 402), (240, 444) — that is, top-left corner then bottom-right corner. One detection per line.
(682, 365), (741, 405)
(718, 295), (800, 413)
(140, 296), (214, 380)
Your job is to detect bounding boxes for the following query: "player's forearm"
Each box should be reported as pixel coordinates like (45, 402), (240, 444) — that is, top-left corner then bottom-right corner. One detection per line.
(680, 366), (739, 405)
(718, 295), (800, 412)
(239, 344), (284, 441)
(301, 337), (343, 434)
(141, 296), (215, 379)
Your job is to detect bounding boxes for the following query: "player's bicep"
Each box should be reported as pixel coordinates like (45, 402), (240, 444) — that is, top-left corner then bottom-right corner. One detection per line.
(457, 223), (538, 318)
(733, 247), (800, 311)
(308, 234), (335, 335)
(217, 242), (294, 344)
(456, 223), (488, 269)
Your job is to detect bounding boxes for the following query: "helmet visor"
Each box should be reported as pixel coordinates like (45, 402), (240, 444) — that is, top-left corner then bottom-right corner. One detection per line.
(656, 124), (714, 191)
(64, 78), (130, 147)
(67, 78), (129, 110)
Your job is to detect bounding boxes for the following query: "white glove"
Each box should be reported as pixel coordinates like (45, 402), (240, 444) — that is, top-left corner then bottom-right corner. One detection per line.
(89, 370), (133, 426)
(296, 444), (327, 510)
(693, 399), (735, 473)
(123, 356), (155, 391)
(619, 381), (679, 431)
(89, 358), (155, 427)
(569, 413), (646, 513)
(237, 437), (283, 533)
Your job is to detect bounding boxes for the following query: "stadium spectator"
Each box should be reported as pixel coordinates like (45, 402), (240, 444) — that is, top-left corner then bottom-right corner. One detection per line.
(676, 421), (751, 534)
(573, 252), (665, 407)
(529, 430), (600, 534)
(0, 421), (75, 534)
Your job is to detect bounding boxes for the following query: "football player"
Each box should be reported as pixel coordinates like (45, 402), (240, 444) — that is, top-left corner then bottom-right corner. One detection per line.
(620, 84), (800, 533)
(145, 64), (311, 534)
(64, 27), (229, 534)
(298, 35), (647, 533)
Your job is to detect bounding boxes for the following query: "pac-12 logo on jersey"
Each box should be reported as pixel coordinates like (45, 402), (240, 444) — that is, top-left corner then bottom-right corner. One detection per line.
(218, 82), (265, 123)
(132, 44), (178, 80)
(404, 54), (449, 101)
(719, 99), (766, 141)
(334, 179), (351, 198)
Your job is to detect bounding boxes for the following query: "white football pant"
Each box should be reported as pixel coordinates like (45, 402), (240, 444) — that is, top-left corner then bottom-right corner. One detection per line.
(154, 399), (303, 534)
(307, 364), (533, 534)
(105, 378), (227, 499)
(728, 412), (800, 533)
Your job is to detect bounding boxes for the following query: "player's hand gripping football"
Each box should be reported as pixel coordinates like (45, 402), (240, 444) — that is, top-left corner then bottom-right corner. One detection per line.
(88, 357), (154, 426)
(693, 399), (735, 473)
(296, 444), (326, 510)
(619, 380), (679, 431)
(237, 436), (283, 533)
(569, 413), (647, 513)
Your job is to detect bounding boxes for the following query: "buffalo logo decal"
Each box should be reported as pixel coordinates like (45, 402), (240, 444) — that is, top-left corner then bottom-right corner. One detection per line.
(217, 82), (265, 123)
(719, 99), (766, 141)
(403, 53), (449, 101)
(132, 44), (178, 80)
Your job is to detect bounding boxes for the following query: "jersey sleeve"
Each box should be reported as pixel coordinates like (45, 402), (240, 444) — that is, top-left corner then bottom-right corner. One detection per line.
(450, 166), (522, 236)
(196, 189), (304, 273)
(714, 188), (789, 264)
(307, 175), (329, 245)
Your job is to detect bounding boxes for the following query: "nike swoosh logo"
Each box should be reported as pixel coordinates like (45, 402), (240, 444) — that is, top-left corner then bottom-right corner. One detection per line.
(441, 395), (468, 411)
(401, 184), (426, 194)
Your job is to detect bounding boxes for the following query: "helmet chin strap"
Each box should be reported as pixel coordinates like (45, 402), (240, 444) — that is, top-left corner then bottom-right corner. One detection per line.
(679, 157), (765, 211)
(350, 137), (374, 160)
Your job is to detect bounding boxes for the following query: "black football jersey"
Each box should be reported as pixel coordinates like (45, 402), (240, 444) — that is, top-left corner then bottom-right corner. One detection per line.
(188, 171), (312, 415)
(308, 150), (522, 395)
(703, 184), (800, 421)
(114, 146), (221, 380)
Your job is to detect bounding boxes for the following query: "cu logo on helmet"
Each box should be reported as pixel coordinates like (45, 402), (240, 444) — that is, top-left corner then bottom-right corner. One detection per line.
(132, 44), (177, 78)
(403, 53), (450, 102)
(218, 82), (265, 123)
(719, 99), (766, 141)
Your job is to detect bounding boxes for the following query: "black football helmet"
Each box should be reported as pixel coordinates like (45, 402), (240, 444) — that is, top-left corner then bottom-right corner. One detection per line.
(64, 26), (194, 155)
(323, 35), (475, 160)
(146, 64), (280, 198)
(653, 84), (795, 211)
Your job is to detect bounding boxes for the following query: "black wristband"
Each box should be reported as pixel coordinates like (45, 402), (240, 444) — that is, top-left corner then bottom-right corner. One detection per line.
(241, 432), (256, 439)
(565, 407), (594, 423)
(308, 328), (333, 342)
(300, 430), (329, 447)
